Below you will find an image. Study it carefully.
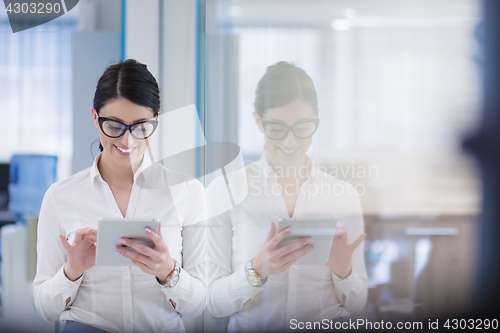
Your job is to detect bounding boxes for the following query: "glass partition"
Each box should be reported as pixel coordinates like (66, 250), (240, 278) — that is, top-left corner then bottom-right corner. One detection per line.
(202, 0), (482, 330)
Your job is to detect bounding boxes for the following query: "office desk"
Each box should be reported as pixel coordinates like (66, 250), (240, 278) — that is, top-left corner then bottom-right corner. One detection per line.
(363, 214), (478, 321)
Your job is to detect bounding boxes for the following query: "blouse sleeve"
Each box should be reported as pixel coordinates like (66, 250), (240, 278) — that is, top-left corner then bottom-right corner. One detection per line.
(330, 186), (368, 317)
(206, 210), (263, 318)
(159, 178), (207, 318)
(205, 171), (263, 318)
(33, 186), (83, 322)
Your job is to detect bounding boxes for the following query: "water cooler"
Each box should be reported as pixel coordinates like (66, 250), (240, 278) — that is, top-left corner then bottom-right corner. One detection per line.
(0, 155), (57, 332)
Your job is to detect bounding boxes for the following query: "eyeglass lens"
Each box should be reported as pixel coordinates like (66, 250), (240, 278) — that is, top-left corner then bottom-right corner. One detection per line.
(102, 119), (155, 139)
(265, 121), (317, 140)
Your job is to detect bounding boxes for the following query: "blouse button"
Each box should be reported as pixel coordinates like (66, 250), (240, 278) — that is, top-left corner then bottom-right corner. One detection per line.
(126, 317), (131, 323)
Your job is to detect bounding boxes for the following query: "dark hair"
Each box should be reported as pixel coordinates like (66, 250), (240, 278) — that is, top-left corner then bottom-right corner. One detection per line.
(93, 59), (160, 151)
(254, 61), (318, 117)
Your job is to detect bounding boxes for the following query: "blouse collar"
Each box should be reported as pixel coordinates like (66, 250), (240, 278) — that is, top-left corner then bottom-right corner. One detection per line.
(89, 152), (153, 186)
(257, 153), (318, 180)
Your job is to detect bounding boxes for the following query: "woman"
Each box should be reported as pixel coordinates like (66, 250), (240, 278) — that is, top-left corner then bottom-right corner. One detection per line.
(207, 61), (367, 332)
(33, 59), (206, 333)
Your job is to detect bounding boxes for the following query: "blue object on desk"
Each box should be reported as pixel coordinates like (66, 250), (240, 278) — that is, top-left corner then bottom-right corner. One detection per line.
(8, 154), (57, 220)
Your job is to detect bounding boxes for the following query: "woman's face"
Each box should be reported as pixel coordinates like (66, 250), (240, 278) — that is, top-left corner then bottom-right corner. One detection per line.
(254, 100), (317, 167)
(92, 98), (157, 169)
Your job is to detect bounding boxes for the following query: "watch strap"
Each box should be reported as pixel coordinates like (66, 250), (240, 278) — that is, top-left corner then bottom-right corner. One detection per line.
(245, 258), (267, 286)
(156, 260), (181, 288)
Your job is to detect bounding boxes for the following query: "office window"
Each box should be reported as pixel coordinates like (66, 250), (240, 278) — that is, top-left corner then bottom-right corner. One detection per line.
(229, 1), (481, 215)
(0, 10), (78, 179)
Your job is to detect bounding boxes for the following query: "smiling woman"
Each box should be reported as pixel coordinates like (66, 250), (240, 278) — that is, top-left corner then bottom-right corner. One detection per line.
(207, 61), (367, 332)
(92, 98), (159, 197)
(33, 59), (207, 333)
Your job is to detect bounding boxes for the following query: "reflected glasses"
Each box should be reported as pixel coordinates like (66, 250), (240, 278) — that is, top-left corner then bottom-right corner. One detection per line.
(260, 118), (320, 140)
(96, 113), (158, 140)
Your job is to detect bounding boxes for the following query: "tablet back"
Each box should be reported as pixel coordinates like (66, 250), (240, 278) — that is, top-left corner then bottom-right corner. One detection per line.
(95, 218), (159, 266)
(276, 217), (337, 265)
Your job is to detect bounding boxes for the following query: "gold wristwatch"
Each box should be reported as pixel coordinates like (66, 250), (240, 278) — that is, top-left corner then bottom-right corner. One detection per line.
(156, 260), (181, 288)
(245, 258), (267, 287)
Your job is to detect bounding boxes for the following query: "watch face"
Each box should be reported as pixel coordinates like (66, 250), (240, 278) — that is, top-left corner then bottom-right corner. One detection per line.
(169, 274), (179, 287)
(247, 273), (259, 287)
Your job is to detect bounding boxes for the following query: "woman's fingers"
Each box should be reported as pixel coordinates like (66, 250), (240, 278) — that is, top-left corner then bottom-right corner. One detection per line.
(265, 222), (277, 242)
(271, 236), (312, 260)
(81, 231), (96, 242)
(278, 255), (302, 273)
(275, 244), (313, 268)
(127, 256), (150, 273)
(144, 226), (167, 252)
(117, 223), (174, 276)
(117, 246), (158, 268)
(75, 227), (95, 237)
(82, 236), (97, 246)
(59, 231), (95, 251)
(118, 236), (174, 278)
(66, 228), (97, 247)
(256, 226), (311, 275)
(269, 225), (292, 248)
(349, 233), (366, 251)
(59, 235), (71, 251)
(74, 228), (88, 240)
(119, 238), (161, 261)
(334, 227), (348, 241)
(86, 228), (97, 237)
(157, 222), (163, 238)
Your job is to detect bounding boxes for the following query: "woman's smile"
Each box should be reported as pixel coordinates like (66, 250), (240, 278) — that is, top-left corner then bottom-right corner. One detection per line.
(114, 144), (138, 156)
(278, 146), (299, 155)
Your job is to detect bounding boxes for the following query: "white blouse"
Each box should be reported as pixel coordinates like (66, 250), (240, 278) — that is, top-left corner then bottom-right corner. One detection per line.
(207, 155), (368, 332)
(33, 153), (207, 333)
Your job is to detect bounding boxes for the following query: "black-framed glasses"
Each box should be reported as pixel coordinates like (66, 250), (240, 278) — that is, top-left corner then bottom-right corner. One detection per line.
(96, 113), (158, 140)
(260, 118), (320, 140)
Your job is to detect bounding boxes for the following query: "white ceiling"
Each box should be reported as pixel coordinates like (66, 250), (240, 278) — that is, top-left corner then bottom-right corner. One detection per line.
(216, 0), (481, 27)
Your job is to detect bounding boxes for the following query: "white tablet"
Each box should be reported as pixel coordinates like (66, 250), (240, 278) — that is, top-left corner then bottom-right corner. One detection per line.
(95, 218), (160, 266)
(276, 217), (337, 265)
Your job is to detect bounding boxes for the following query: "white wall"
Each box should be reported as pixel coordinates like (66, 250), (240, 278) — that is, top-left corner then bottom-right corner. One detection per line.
(72, 0), (122, 175)
(125, 0), (160, 80)
(72, 32), (122, 174)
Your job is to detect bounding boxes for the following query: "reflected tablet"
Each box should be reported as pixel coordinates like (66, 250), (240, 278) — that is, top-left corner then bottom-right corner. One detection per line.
(276, 217), (337, 265)
(95, 218), (160, 266)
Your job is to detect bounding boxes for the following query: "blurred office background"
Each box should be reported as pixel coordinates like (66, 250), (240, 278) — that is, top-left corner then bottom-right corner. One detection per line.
(0, 0), (485, 332)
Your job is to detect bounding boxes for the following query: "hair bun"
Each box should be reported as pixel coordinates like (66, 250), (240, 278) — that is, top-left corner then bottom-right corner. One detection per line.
(123, 59), (148, 70)
(275, 61), (294, 67)
(254, 61), (318, 116)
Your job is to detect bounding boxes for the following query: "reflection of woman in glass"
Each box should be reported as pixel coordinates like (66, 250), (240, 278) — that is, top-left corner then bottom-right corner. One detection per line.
(33, 59), (206, 332)
(208, 61), (367, 332)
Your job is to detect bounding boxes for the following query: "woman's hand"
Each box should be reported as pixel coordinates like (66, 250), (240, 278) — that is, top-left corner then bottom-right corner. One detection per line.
(252, 222), (314, 280)
(60, 227), (97, 281)
(116, 223), (175, 284)
(327, 227), (366, 279)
